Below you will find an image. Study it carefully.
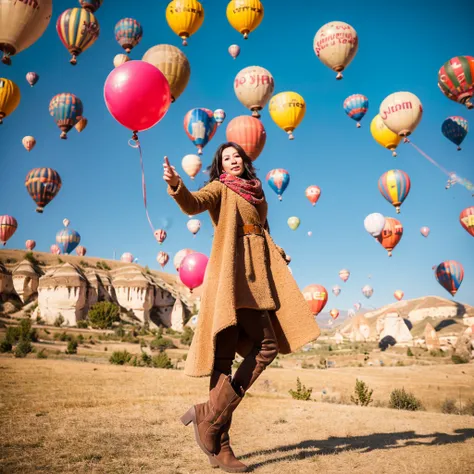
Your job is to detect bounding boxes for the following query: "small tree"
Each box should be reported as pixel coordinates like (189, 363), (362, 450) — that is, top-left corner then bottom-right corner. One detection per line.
(109, 350), (132, 365)
(88, 302), (120, 329)
(180, 327), (194, 346)
(152, 351), (173, 369)
(0, 339), (12, 353)
(150, 336), (176, 351)
(288, 377), (312, 401)
(389, 388), (423, 411)
(54, 314), (65, 327)
(351, 379), (374, 406)
(14, 340), (33, 358)
(407, 347), (414, 357)
(65, 339), (78, 354)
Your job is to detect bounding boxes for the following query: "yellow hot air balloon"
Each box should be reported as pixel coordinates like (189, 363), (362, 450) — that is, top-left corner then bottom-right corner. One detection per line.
(313, 21), (358, 80)
(166, 0), (204, 46)
(226, 0), (264, 40)
(0, 78), (20, 125)
(75, 117), (88, 133)
(370, 114), (402, 157)
(142, 44), (191, 102)
(269, 91), (306, 140)
(0, 0), (52, 65)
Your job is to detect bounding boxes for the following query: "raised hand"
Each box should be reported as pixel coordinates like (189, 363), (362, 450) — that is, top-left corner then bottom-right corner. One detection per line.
(163, 156), (180, 188)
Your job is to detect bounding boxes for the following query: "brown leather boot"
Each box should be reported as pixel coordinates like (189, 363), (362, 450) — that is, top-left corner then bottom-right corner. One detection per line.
(208, 415), (249, 472)
(180, 372), (244, 456)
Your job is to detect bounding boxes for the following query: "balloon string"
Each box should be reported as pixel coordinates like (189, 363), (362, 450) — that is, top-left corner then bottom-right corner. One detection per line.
(129, 139), (155, 234)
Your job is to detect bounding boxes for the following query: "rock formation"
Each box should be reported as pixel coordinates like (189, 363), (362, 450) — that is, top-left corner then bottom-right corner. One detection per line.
(378, 312), (413, 344)
(424, 322), (440, 350)
(343, 314), (372, 342)
(12, 260), (40, 303)
(0, 262), (14, 301)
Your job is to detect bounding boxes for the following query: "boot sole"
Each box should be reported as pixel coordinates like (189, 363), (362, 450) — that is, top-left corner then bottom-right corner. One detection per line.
(208, 454), (249, 473)
(180, 405), (216, 458)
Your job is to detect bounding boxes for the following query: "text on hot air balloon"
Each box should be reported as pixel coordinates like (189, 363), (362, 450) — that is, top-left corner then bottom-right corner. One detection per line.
(462, 216), (474, 226)
(380, 101), (413, 120)
(235, 74), (274, 88)
(169, 7), (203, 15)
(304, 291), (326, 301)
(314, 33), (357, 55)
(232, 6), (263, 13)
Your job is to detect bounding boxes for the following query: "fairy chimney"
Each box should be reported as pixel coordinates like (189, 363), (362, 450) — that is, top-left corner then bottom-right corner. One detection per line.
(0, 262), (14, 300)
(379, 312), (413, 344)
(424, 323), (440, 350)
(12, 260), (40, 303)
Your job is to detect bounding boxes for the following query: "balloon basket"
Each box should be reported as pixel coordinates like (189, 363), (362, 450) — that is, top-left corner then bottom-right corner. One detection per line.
(392, 150), (397, 157)
(1, 55), (11, 66)
(457, 146), (461, 151)
(356, 123), (361, 128)
(36, 207), (44, 214)
(251, 109), (261, 119)
(70, 55), (77, 66)
(278, 196), (282, 201)
(60, 132), (67, 140)
(336, 72), (343, 80)
(287, 131), (294, 140)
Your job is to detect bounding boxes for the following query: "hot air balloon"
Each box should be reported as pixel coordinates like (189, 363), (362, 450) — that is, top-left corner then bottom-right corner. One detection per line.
(79, 0), (103, 13)
(26, 72), (39, 87)
(302, 284), (328, 316)
(226, 115), (266, 161)
(379, 92), (423, 138)
(268, 91), (306, 140)
(330, 309), (340, 320)
(50, 244), (61, 255)
(226, 0), (263, 40)
(114, 18), (143, 54)
(0, 78), (20, 125)
(343, 94), (368, 127)
(441, 116), (468, 150)
(113, 54), (130, 68)
(394, 290), (404, 301)
(57, 8), (100, 65)
(25, 168), (62, 213)
(420, 226), (430, 238)
(339, 269), (350, 282)
(378, 170), (411, 214)
(63, 219), (70, 227)
(0, 0), (52, 66)
(181, 154), (202, 179)
(157, 251), (169, 269)
(313, 21), (358, 80)
(438, 56), (474, 109)
(23, 240), (36, 253)
(187, 219), (201, 236)
(49, 93), (83, 139)
(0, 215), (17, 246)
(308, 231), (312, 237)
(56, 227), (81, 254)
(332, 285), (341, 297)
(174, 248), (194, 271)
(354, 302), (361, 311)
(75, 117), (88, 133)
(364, 213), (385, 238)
(142, 44), (190, 103)
(166, 0), (204, 46)
(460, 206), (474, 237)
(370, 114), (402, 157)
(183, 108), (217, 154)
(266, 169), (290, 201)
(435, 260), (464, 296)
(22, 136), (36, 152)
(153, 229), (166, 245)
(287, 217), (300, 230)
(214, 109), (226, 126)
(76, 245), (87, 257)
(234, 66), (274, 118)
(228, 44), (240, 59)
(121, 252), (134, 263)
(362, 285), (373, 299)
(305, 186), (321, 206)
(377, 217), (403, 257)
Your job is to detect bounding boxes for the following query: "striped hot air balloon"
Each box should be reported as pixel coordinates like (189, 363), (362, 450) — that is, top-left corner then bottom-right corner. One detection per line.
(154, 229), (167, 244)
(25, 240), (36, 251)
(460, 206), (474, 237)
(378, 170), (411, 214)
(50, 244), (61, 255)
(121, 252), (134, 263)
(435, 260), (464, 296)
(184, 108), (217, 155)
(56, 8), (100, 65)
(0, 215), (17, 246)
(302, 284), (328, 316)
(438, 56), (474, 109)
(25, 168), (62, 213)
(76, 245), (87, 256)
(214, 109), (226, 126)
(343, 94), (369, 127)
(377, 217), (403, 257)
(157, 251), (169, 269)
(115, 18), (143, 54)
(56, 227), (81, 254)
(49, 93), (83, 139)
(226, 115), (266, 161)
(441, 116), (468, 150)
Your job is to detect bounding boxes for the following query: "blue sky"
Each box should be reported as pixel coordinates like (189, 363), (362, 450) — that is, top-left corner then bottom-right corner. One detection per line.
(1, 0), (474, 310)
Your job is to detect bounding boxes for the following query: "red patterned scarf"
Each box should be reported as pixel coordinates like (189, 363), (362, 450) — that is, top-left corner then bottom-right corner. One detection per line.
(219, 173), (265, 205)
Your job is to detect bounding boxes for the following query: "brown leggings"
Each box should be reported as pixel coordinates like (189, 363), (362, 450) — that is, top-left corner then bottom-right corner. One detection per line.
(212, 309), (279, 392)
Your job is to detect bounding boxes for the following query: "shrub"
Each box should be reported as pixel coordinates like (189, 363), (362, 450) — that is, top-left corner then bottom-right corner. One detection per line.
(301, 360), (315, 369)
(14, 340), (33, 358)
(180, 327), (194, 346)
(288, 377), (312, 401)
(24, 252), (40, 267)
(96, 261), (111, 271)
(19, 318), (38, 342)
(152, 351), (173, 369)
(36, 349), (48, 359)
(109, 350), (133, 365)
(150, 336), (176, 351)
(407, 348), (414, 357)
(396, 360), (405, 367)
(76, 334), (84, 344)
(65, 340), (78, 354)
(166, 327), (179, 336)
(389, 388), (423, 411)
(141, 352), (152, 367)
(57, 258), (64, 264)
(139, 338), (147, 348)
(441, 398), (458, 414)
(0, 339), (12, 353)
(77, 320), (88, 329)
(88, 302), (120, 329)
(182, 353), (187, 361)
(452, 354), (469, 364)
(114, 324), (126, 337)
(351, 379), (374, 406)
(79, 260), (89, 268)
(54, 314), (65, 327)
(430, 349), (446, 357)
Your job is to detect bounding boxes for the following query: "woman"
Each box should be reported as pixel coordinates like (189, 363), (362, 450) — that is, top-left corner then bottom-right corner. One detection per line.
(164, 143), (320, 473)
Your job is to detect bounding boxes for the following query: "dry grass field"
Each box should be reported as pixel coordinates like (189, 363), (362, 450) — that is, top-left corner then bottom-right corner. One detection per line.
(1, 356), (473, 474)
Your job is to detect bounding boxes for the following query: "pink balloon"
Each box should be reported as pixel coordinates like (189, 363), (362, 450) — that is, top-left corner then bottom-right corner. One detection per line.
(104, 60), (171, 136)
(179, 252), (209, 292)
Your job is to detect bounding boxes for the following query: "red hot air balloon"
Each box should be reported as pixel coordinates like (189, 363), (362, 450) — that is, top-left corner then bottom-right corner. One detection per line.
(76, 246), (87, 257)
(302, 284), (328, 316)
(25, 240), (36, 251)
(50, 244), (61, 255)
(435, 260), (464, 296)
(438, 56), (474, 109)
(154, 229), (167, 244)
(157, 251), (169, 269)
(377, 217), (403, 257)
(330, 308), (339, 320)
(460, 206), (474, 237)
(394, 290), (404, 301)
(0, 215), (17, 245)
(226, 115), (266, 161)
(25, 168), (62, 213)
(305, 185), (321, 206)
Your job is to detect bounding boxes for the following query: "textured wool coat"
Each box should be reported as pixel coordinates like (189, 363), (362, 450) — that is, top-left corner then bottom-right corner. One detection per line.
(168, 178), (321, 377)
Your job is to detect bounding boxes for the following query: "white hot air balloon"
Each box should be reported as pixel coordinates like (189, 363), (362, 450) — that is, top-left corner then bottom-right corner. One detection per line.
(332, 285), (341, 297)
(63, 218), (70, 228)
(228, 44), (240, 59)
(379, 92), (423, 137)
(313, 21), (359, 80)
(22, 136), (36, 152)
(339, 269), (350, 282)
(182, 154), (202, 180)
(113, 53), (130, 68)
(362, 285), (373, 299)
(187, 219), (201, 236)
(121, 252), (134, 263)
(364, 213), (386, 237)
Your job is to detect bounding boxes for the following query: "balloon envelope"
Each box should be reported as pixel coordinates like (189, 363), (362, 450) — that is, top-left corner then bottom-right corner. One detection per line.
(179, 252), (209, 291)
(378, 170), (411, 213)
(174, 248), (194, 271)
(26, 72), (39, 87)
(332, 286), (341, 297)
(182, 154), (202, 179)
(420, 226), (430, 238)
(234, 66), (274, 117)
(154, 229), (167, 244)
(121, 252), (134, 263)
(435, 260), (464, 296)
(25, 240), (36, 251)
(343, 94), (368, 126)
(76, 245), (87, 257)
(438, 56), (474, 109)
(166, 0), (204, 46)
(183, 108), (217, 154)
(370, 114), (402, 156)
(302, 284), (328, 315)
(268, 91), (306, 139)
(22, 136), (36, 152)
(56, 228), (81, 254)
(377, 217), (403, 257)
(226, 0), (264, 39)
(379, 92), (423, 137)
(0, 215), (17, 246)
(362, 285), (373, 298)
(114, 18), (142, 53)
(226, 115), (266, 161)
(339, 269), (350, 282)
(394, 290), (404, 301)
(266, 169), (290, 201)
(441, 116), (468, 150)
(0, 78), (21, 124)
(305, 186), (321, 206)
(287, 217), (300, 230)
(113, 54), (130, 68)
(25, 168), (62, 213)
(364, 213), (385, 237)
(228, 44), (240, 59)
(157, 251), (169, 268)
(460, 207), (474, 237)
(187, 219), (201, 235)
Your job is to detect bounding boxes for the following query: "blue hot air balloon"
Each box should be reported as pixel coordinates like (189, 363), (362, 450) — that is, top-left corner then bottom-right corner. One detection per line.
(56, 227), (81, 254)
(183, 108), (217, 155)
(441, 116), (468, 151)
(49, 93), (83, 139)
(266, 169), (290, 201)
(435, 260), (464, 297)
(343, 94), (369, 128)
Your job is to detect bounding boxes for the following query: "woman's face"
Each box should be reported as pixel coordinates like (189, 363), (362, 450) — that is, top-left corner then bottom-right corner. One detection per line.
(221, 146), (244, 177)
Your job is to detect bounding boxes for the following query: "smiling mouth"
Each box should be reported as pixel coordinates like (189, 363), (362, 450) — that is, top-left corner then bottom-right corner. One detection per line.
(231, 166), (240, 171)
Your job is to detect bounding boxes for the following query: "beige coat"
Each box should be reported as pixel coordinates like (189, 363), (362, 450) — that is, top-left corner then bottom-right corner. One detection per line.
(168, 179), (321, 377)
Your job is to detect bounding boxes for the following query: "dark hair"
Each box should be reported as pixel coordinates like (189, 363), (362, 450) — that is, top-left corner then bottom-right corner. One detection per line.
(208, 142), (258, 182)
